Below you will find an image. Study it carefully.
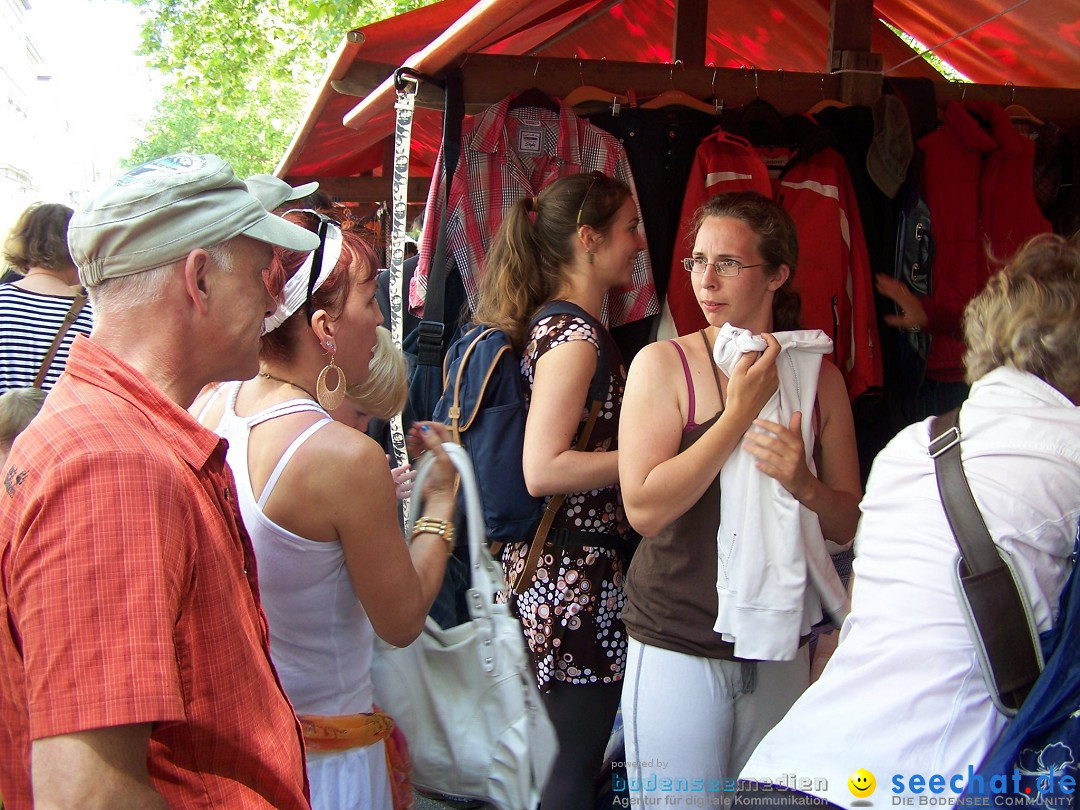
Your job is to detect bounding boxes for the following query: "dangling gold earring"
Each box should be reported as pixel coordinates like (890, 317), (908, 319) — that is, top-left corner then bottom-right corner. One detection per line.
(587, 250), (595, 265)
(316, 343), (346, 411)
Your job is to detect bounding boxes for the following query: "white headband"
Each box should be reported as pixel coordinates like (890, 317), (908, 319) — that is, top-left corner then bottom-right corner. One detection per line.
(263, 216), (344, 334)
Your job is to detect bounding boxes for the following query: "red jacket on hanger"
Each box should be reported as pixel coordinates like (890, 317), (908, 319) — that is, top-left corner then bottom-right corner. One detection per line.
(916, 101), (1051, 383)
(666, 126), (881, 400)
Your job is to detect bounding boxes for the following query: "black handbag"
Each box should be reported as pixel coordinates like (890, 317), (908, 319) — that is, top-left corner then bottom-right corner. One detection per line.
(930, 408), (1043, 715)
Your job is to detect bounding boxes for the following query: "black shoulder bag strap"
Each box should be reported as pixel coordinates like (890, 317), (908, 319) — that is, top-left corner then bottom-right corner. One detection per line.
(930, 408), (1042, 714)
(412, 68), (465, 420)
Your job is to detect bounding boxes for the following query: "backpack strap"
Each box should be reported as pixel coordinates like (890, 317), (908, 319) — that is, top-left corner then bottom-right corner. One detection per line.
(444, 326), (507, 443)
(532, 300), (609, 405)
(512, 301), (611, 595)
(930, 408), (1042, 714)
(33, 288), (87, 388)
(513, 397), (604, 595)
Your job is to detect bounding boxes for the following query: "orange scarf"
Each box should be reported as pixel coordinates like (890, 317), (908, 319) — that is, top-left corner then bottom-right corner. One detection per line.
(298, 710), (414, 810)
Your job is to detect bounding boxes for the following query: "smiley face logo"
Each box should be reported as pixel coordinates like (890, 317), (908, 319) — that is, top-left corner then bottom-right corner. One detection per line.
(848, 769), (876, 798)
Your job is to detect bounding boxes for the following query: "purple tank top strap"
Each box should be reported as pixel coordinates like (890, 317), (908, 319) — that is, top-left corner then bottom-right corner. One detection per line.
(669, 339), (698, 432)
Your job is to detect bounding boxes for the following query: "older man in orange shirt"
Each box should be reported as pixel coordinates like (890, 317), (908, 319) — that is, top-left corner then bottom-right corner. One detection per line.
(0, 154), (320, 808)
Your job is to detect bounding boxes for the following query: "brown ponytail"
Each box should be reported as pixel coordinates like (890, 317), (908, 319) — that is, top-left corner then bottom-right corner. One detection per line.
(474, 171), (631, 350)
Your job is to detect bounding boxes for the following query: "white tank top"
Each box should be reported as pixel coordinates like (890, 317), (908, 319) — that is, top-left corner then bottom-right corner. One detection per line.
(214, 381), (376, 716)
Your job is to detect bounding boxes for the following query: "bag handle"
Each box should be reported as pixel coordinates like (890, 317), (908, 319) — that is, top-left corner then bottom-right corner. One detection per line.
(408, 443), (504, 624)
(930, 408), (1042, 713)
(33, 289), (87, 389)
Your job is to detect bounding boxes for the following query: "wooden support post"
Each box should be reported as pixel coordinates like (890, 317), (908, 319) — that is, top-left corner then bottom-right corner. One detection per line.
(673, 0), (708, 65)
(828, 0), (882, 106)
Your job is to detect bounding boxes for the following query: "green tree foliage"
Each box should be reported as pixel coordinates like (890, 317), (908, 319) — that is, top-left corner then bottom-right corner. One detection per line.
(125, 0), (436, 177)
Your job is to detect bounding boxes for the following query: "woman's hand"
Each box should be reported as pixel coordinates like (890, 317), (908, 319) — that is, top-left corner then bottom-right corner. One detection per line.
(406, 422), (457, 503)
(743, 411), (814, 502)
(876, 273), (928, 332)
(386, 455), (416, 501)
(723, 332), (781, 426)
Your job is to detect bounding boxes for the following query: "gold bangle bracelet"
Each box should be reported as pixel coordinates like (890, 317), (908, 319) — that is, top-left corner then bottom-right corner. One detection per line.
(411, 517), (455, 556)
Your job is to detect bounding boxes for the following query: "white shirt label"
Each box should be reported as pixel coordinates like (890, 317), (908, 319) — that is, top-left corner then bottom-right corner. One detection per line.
(517, 128), (543, 154)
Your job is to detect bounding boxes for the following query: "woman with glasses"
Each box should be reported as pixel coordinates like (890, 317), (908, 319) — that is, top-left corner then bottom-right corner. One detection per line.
(473, 171), (643, 810)
(617, 191), (862, 805)
(192, 209), (457, 810)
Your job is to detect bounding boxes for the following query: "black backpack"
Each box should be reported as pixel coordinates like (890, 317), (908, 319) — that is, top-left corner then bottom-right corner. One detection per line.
(432, 300), (609, 554)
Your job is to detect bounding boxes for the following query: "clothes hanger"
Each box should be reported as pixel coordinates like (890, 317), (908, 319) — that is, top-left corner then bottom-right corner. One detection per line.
(805, 75), (848, 116)
(1002, 82), (1044, 126)
(708, 64), (725, 117)
(728, 73), (791, 149)
(641, 89), (716, 114)
(563, 86), (630, 109)
(508, 85), (560, 113)
(1005, 104), (1044, 125)
(806, 99), (849, 116)
(562, 56), (629, 110)
(641, 60), (716, 114)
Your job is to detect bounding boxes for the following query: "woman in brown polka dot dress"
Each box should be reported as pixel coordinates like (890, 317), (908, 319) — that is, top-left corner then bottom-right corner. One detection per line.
(473, 171), (645, 810)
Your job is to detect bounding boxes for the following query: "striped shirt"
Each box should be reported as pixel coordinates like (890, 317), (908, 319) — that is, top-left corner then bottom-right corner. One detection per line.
(0, 283), (94, 393)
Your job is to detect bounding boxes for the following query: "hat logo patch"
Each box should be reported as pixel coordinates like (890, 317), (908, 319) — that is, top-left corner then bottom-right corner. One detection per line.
(117, 154), (207, 186)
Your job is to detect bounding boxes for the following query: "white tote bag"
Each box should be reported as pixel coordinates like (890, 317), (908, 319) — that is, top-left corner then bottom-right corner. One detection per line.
(371, 443), (557, 810)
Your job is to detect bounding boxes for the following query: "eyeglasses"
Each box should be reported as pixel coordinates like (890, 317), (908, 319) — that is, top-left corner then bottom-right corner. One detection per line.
(576, 170), (604, 230)
(681, 257), (770, 276)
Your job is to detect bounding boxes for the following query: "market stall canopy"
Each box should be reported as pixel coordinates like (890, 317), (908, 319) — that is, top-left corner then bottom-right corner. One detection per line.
(278, 0), (1080, 192)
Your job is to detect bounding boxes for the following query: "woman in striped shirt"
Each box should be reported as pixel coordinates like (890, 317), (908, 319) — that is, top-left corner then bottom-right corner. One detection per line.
(1, 203), (93, 392)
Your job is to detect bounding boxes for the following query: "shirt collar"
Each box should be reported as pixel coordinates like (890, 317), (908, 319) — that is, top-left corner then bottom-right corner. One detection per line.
(468, 93), (582, 162)
(64, 335), (226, 470)
(971, 366), (1077, 409)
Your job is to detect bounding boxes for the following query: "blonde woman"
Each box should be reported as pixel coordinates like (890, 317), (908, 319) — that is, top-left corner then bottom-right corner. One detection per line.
(331, 325), (415, 500)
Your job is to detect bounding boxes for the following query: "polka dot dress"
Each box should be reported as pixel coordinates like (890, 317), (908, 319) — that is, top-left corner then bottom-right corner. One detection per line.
(499, 312), (631, 692)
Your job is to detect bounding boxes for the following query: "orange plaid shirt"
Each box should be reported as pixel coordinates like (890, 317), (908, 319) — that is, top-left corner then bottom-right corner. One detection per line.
(0, 336), (309, 809)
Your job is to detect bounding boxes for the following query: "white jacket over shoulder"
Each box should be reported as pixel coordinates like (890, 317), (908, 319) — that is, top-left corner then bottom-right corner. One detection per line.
(711, 324), (849, 660)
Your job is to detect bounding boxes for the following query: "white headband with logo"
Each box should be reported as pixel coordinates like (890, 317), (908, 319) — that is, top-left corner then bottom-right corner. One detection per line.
(263, 216), (344, 334)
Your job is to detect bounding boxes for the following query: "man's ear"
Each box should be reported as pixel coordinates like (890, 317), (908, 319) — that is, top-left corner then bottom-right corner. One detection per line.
(768, 263), (792, 291)
(181, 249), (212, 315)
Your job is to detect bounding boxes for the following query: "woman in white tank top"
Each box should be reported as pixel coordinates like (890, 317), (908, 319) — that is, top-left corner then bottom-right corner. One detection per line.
(192, 209), (456, 810)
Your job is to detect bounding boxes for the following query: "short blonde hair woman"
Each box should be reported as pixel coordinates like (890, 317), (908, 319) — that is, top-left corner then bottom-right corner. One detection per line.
(331, 326), (414, 501)
(962, 233), (1080, 393)
(341, 326), (408, 426)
